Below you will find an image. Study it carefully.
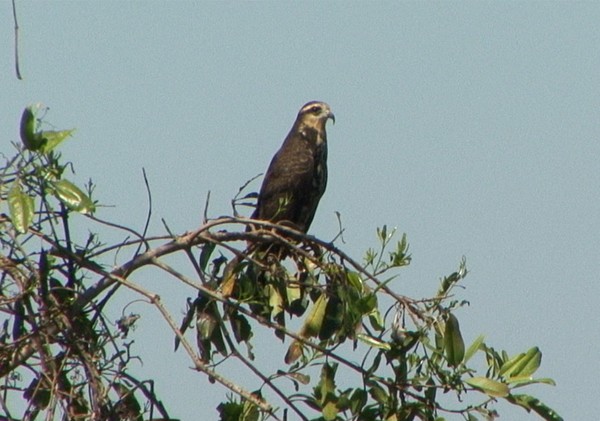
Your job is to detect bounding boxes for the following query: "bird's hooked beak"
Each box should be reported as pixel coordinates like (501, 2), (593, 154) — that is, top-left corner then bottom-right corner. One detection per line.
(327, 110), (335, 125)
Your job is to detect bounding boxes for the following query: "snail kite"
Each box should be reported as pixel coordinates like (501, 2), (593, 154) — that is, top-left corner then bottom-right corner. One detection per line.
(251, 101), (335, 233)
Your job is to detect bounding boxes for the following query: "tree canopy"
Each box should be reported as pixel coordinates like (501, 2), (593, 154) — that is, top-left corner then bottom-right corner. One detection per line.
(0, 106), (563, 420)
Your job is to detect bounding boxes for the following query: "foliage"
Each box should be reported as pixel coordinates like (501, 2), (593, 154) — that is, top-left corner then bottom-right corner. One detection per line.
(0, 107), (562, 420)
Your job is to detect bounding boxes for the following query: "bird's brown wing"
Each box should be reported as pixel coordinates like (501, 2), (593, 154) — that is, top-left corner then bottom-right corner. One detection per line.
(253, 141), (318, 232)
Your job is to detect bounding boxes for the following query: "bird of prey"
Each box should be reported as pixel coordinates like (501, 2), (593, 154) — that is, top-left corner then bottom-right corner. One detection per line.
(251, 101), (335, 234)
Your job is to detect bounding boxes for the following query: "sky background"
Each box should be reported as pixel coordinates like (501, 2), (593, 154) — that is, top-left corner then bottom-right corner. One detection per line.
(2, 2), (598, 420)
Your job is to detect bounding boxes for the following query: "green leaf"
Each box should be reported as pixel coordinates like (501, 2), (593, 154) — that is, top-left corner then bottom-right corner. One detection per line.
(335, 389), (353, 412)
(355, 293), (377, 314)
(319, 297), (342, 340)
(209, 321), (227, 356)
(39, 129), (75, 153)
(438, 258), (468, 296)
(241, 399), (259, 421)
(444, 313), (465, 367)
(277, 370), (310, 386)
(438, 272), (459, 296)
(369, 384), (388, 405)
(368, 308), (385, 331)
(267, 284), (284, 319)
(303, 293), (329, 338)
(322, 400), (338, 421)
(196, 312), (217, 340)
(349, 389), (367, 415)
(529, 377), (556, 386)
(8, 183), (34, 233)
(20, 107), (41, 150)
(390, 233), (411, 267)
(18, 105), (74, 152)
(465, 377), (509, 398)
(286, 281), (301, 305)
(284, 340), (303, 365)
(357, 333), (391, 350)
(316, 363), (337, 403)
(464, 334), (485, 363)
(500, 347), (541, 379)
(346, 271), (364, 292)
(499, 351), (528, 377)
(506, 376), (556, 387)
(217, 401), (243, 420)
(377, 224), (388, 242)
(507, 394), (564, 421)
(425, 377), (437, 403)
(229, 311), (252, 343)
(51, 179), (95, 214)
(288, 269), (310, 317)
(199, 243), (216, 272)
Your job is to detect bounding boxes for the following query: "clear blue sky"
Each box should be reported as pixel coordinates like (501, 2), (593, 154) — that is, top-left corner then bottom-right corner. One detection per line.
(2, 2), (598, 420)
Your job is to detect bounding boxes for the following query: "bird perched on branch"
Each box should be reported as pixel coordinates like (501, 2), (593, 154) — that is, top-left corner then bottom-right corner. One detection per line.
(251, 101), (335, 234)
(222, 102), (335, 320)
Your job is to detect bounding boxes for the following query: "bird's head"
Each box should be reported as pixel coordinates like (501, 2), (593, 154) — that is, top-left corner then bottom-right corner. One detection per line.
(297, 101), (335, 131)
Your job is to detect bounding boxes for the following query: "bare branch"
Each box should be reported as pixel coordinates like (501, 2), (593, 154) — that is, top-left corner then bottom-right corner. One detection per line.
(12, 0), (22, 80)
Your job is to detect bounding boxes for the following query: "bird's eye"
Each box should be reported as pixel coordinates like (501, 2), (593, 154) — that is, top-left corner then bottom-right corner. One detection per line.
(310, 106), (322, 114)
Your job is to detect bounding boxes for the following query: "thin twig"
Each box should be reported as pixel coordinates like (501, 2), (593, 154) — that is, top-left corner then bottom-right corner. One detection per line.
(12, 0), (22, 80)
(134, 167), (153, 256)
(86, 214), (148, 245)
(203, 190), (211, 224)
